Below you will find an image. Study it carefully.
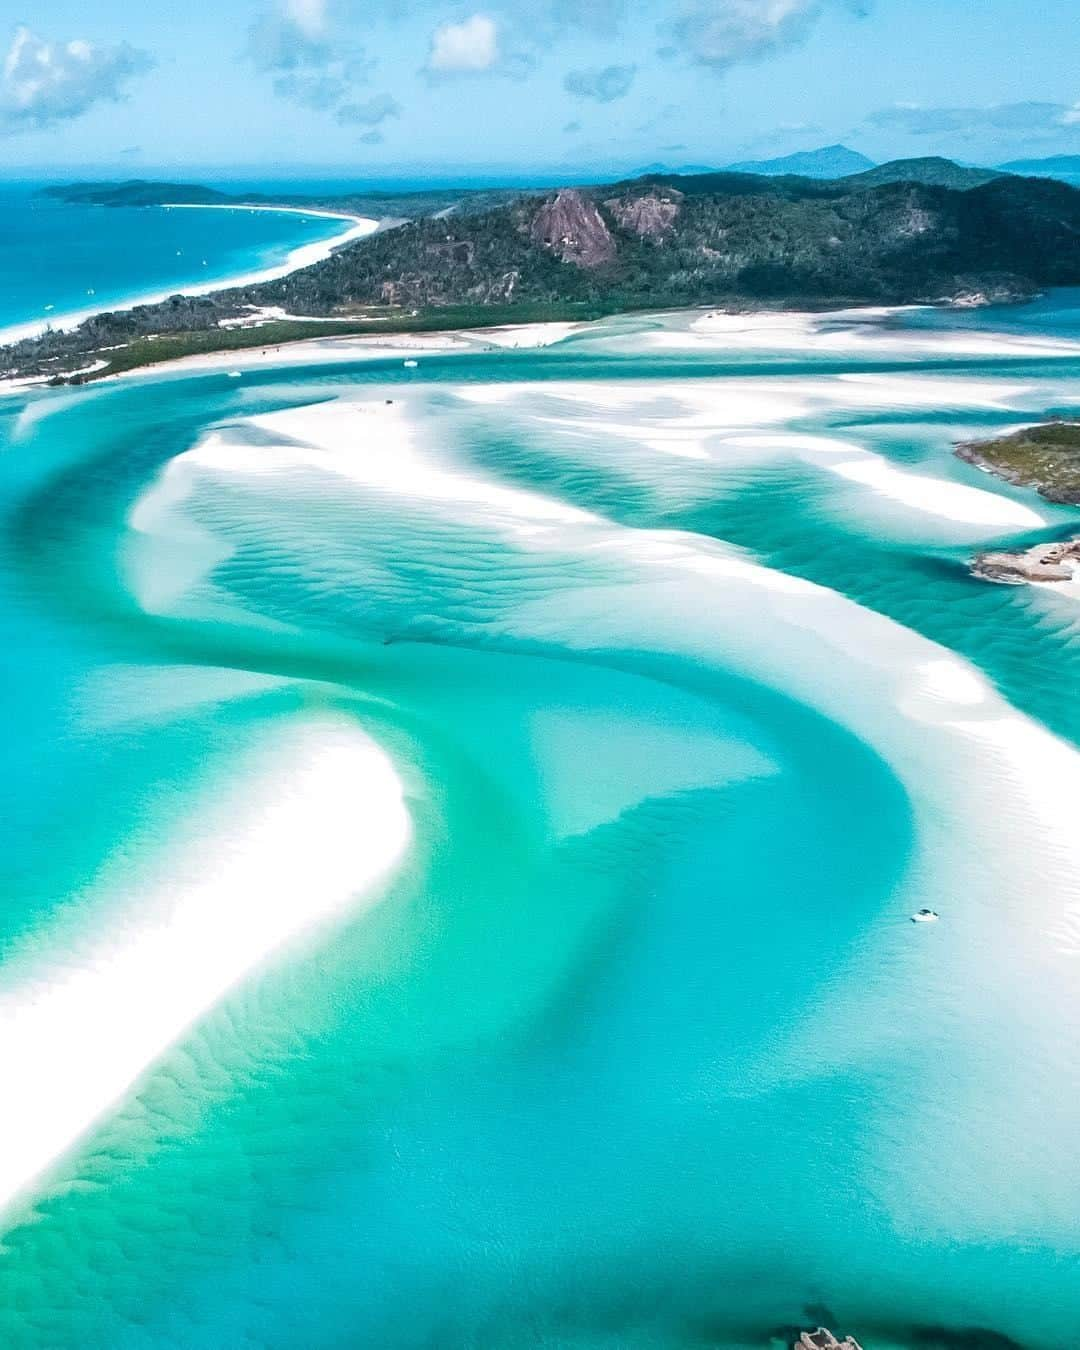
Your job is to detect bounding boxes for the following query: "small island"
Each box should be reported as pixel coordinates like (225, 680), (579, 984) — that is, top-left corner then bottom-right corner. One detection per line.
(972, 537), (1080, 584)
(956, 421), (1080, 504)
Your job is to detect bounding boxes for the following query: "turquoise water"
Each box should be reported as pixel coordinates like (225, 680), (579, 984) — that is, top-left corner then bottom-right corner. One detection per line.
(0, 183), (348, 336)
(0, 299), (1079, 1349)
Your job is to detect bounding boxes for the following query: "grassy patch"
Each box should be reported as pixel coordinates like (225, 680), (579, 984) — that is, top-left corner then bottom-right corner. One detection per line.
(67, 302), (616, 381)
(957, 421), (1080, 504)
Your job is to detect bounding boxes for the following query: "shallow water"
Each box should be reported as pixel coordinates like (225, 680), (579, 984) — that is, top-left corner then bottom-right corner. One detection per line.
(1, 299), (1079, 1350)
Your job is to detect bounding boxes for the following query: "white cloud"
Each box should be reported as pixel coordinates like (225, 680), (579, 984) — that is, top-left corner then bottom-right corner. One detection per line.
(666, 0), (825, 70)
(246, 1), (374, 117)
(247, 2), (332, 72)
(425, 13), (500, 74)
(285, 0), (328, 39)
(0, 25), (154, 134)
(867, 100), (1079, 139)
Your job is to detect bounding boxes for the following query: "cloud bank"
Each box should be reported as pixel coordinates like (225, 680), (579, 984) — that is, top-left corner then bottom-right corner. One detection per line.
(664, 0), (826, 70)
(1, 25), (154, 134)
(867, 100), (1080, 140)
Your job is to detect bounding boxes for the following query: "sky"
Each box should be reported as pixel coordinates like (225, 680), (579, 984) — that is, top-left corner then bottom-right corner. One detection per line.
(0, 0), (1078, 177)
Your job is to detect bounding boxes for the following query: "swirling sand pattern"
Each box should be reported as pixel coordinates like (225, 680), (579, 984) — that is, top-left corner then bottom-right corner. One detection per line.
(0, 304), (1078, 1349)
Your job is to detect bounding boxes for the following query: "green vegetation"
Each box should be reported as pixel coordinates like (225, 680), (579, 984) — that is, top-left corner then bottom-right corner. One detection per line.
(42, 180), (233, 207)
(956, 423), (1080, 504)
(41, 303), (616, 382)
(9, 165), (1080, 386)
(838, 157), (1004, 190)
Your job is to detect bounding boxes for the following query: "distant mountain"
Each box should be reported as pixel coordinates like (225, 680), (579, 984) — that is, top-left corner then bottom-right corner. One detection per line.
(840, 157), (1005, 190)
(723, 144), (875, 179)
(633, 162), (719, 178)
(998, 155), (1080, 186)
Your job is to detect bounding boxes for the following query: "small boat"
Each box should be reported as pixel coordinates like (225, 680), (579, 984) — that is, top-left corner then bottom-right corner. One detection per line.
(227, 370), (243, 378)
(911, 908), (940, 924)
(403, 358), (419, 369)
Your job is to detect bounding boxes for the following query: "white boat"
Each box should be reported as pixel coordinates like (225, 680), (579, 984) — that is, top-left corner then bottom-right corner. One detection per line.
(227, 370), (243, 378)
(403, 359), (419, 369)
(911, 908), (940, 923)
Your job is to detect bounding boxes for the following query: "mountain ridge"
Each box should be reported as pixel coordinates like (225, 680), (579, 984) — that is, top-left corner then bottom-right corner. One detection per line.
(723, 144), (875, 178)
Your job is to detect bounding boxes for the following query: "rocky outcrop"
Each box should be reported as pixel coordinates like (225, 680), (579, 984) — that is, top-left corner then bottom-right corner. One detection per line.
(956, 422), (1080, 504)
(795, 1329), (863, 1350)
(971, 537), (1080, 585)
(529, 189), (616, 267)
(605, 189), (682, 240)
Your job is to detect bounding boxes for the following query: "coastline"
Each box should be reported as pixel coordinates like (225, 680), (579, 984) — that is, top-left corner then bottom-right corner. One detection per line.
(0, 203), (380, 349)
(0, 319), (590, 397)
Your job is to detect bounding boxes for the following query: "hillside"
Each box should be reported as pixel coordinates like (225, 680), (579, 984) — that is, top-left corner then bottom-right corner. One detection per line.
(724, 144), (875, 178)
(7, 168), (1080, 383)
(840, 157), (1005, 190)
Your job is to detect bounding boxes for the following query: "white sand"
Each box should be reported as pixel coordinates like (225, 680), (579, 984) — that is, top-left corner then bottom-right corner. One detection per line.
(453, 376), (1047, 532)
(631, 306), (1080, 359)
(0, 714), (410, 1214)
(0, 320), (584, 393)
(193, 399), (595, 536)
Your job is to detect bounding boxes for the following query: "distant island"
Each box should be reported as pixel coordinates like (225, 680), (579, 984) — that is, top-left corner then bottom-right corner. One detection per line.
(6, 159), (1080, 385)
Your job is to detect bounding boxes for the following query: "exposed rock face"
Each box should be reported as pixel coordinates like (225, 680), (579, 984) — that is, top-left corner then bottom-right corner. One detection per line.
(529, 189), (616, 266)
(605, 190), (683, 240)
(972, 537), (1080, 584)
(795, 1329), (863, 1350)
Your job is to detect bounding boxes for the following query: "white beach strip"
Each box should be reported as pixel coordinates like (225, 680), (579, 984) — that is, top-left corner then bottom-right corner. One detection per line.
(0, 205), (379, 348)
(0, 321), (584, 393)
(719, 431), (1046, 529)
(452, 378), (1047, 531)
(0, 715), (411, 1216)
(634, 306), (1080, 359)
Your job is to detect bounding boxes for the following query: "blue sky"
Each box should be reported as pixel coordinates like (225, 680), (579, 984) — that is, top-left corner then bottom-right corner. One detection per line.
(1, 0), (1078, 175)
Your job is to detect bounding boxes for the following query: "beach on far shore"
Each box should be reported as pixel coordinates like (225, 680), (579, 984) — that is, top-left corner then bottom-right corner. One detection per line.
(0, 203), (380, 350)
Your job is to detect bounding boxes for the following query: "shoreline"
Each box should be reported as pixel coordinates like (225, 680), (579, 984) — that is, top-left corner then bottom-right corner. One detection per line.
(4, 300), (1080, 407)
(0, 317), (594, 397)
(0, 203), (380, 349)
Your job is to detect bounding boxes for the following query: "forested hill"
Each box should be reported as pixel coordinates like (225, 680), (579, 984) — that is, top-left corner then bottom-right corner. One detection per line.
(8, 168), (1080, 383)
(181, 170), (1080, 312)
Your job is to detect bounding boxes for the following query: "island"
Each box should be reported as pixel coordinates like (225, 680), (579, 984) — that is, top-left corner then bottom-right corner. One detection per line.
(956, 421), (1080, 504)
(972, 537), (1080, 584)
(5, 160), (1080, 386)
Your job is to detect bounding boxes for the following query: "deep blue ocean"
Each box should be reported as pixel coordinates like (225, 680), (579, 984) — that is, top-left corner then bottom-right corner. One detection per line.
(0, 181), (349, 337)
